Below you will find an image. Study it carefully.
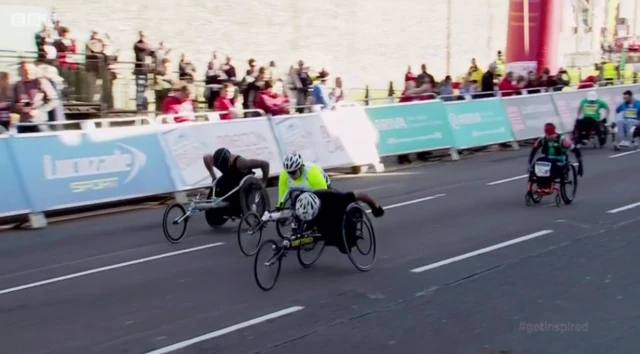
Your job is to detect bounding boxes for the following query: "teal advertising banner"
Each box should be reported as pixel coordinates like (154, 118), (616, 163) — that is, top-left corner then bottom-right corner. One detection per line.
(443, 99), (515, 149)
(364, 101), (455, 156)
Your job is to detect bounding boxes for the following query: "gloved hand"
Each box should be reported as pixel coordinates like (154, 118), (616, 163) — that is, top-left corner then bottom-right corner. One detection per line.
(578, 161), (584, 177)
(371, 205), (385, 218)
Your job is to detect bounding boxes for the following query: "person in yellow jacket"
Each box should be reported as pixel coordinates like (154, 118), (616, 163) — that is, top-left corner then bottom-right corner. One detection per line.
(602, 61), (616, 86)
(468, 58), (484, 83)
(494, 50), (506, 79)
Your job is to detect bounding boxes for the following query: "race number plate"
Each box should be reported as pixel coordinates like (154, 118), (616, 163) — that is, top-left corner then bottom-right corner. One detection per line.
(534, 161), (552, 177)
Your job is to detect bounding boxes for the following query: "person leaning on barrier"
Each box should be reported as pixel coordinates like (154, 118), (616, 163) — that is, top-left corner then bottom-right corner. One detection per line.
(11, 61), (59, 134)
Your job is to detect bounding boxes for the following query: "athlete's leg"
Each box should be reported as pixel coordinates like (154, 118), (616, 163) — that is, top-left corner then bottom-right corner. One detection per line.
(616, 118), (628, 143)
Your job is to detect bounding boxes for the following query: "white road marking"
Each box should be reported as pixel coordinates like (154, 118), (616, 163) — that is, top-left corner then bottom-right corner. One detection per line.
(357, 183), (401, 193)
(144, 306), (305, 354)
(487, 174), (528, 185)
(365, 193), (446, 214)
(609, 149), (640, 158)
(409, 230), (554, 273)
(0, 242), (225, 296)
(607, 201), (640, 214)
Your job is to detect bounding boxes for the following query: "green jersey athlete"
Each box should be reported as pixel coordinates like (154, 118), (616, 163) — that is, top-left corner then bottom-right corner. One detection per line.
(574, 91), (610, 145)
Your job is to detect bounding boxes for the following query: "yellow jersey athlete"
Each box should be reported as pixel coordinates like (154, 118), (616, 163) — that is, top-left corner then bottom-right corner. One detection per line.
(278, 152), (331, 207)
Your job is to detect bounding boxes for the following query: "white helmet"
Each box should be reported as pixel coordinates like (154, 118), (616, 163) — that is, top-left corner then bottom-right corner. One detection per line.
(283, 152), (303, 172)
(295, 192), (321, 221)
(587, 91), (598, 101)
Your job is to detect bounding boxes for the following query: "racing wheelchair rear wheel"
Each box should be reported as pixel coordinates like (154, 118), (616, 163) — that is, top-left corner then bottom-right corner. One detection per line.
(239, 176), (270, 218)
(163, 203), (189, 243)
(560, 164), (578, 205)
(237, 212), (263, 256)
(297, 239), (326, 268)
(341, 203), (377, 272)
(204, 188), (228, 228)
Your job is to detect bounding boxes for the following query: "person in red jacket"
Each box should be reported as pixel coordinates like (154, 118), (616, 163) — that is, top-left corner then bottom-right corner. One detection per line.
(161, 83), (196, 123)
(254, 80), (290, 116)
(577, 75), (597, 90)
(213, 82), (237, 120)
(498, 72), (521, 97)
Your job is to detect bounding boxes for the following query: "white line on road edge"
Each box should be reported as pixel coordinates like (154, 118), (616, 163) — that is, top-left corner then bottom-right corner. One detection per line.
(409, 230), (554, 273)
(365, 194), (446, 213)
(486, 175), (528, 186)
(609, 149), (640, 158)
(0, 242), (225, 296)
(606, 201), (640, 214)
(144, 306), (305, 354)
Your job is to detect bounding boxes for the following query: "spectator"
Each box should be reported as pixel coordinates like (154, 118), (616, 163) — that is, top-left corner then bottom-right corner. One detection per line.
(417, 79), (437, 100)
(405, 65), (415, 82)
(268, 60), (279, 80)
(523, 71), (542, 94)
(213, 83), (238, 120)
(85, 30), (105, 103)
(161, 82), (195, 123)
(35, 25), (57, 62)
(494, 50), (506, 79)
(0, 72), (11, 131)
(416, 64), (435, 88)
(399, 79), (418, 103)
(292, 60), (313, 113)
(178, 53), (196, 84)
(330, 77), (344, 103)
(515, 75), (527, 93)
(153, 41), (171, 74)
(459, 77), (477, 100)
(240, 63), (262, 115)
(101, 36), (119, 109)
(246, 58), (259, 76)
(133, 30), (153, 110)
(154, 58), (174, 112)
(35, 60), (65, 123)
(254, 80), (290, 116)
(12, 61), (59, 133)
(209, 51), (222, 71)
(221, 56), (237, 84)
(467, 58), (483, 83)
(438, 75), (454, 101)
(556, 68), (570, 88)
(540, 67), (559, 91)
(498, 72), (520, 97)
(54, 26), (78, 97)
(311, 70), (332, 110)
(479, 62), (496, 97)
(204, 61), (224, 109)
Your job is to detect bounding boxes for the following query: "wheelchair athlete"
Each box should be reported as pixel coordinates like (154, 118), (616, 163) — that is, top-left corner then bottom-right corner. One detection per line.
(294, 191), (384, 254)
(278, 152), (331, 207)
(202, 148), (270, 213)
(528, 123), (583, 193)
(614, 90), (640, 149)
(575, 90), (609, 146)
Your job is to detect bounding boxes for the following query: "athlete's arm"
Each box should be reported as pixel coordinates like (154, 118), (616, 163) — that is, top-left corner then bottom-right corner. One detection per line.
(528, 138), (542, 165)
(278, 171), (288, 207)
(307, 165), (328, 190)
(561, 137), (582, 159)
(577, 99), (585, 118)
(202, 154), (216, 180)
(236, 157), (270, 185)
(353, 192), (384, 217)
(615, 102), (626, 114)
(600, 100), (610, 120)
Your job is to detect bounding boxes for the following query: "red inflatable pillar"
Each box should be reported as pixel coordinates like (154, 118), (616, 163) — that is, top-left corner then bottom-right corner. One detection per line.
(536, 0), (562, 73)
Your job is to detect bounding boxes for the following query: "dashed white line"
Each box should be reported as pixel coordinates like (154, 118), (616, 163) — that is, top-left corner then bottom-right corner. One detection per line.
(487, 174), (528, 186)
(410, 230), (554, 273)
(144, 306), (305, 354)
(606, 201), (640, 214)
(609, 150), (640, 158)
(384, 193), (446, 210)
(0, 242), (226, 296)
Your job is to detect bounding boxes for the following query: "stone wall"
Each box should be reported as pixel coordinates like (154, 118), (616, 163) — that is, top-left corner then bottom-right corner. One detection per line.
(3, 0), (509, 89)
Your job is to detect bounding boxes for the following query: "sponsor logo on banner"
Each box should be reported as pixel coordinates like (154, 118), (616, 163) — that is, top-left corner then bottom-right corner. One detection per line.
(443, 99), (514, 148)
(42, 143), (146, 193)
(276, 117), (320, 163)
(502, 94), (562, 140)
(217, 131), (278, 162)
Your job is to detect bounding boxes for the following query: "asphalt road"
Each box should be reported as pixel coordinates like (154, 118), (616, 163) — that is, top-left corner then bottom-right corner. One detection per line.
(1, 145), (640, 354)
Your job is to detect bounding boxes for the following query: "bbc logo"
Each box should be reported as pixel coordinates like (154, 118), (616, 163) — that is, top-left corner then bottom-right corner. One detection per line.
(10, 12), (51, 28)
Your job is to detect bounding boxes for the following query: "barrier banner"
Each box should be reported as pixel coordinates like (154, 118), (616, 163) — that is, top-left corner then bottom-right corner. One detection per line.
(0, 137), (31, 217)
(444, 99), (514, 149)
(160, 119), (283, 190)
(550, 90), (583, 133)
(364, 101), (454, 156)
(502, 94), (563, 141)
(271, 107), (380, 169)
(10, 128), (175, 212)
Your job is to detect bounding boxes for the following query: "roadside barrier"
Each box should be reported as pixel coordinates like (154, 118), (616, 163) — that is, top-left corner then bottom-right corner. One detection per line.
(3, 84), (637, 228)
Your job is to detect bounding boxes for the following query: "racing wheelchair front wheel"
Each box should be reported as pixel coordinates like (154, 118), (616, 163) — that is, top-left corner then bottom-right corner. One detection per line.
(254, 239), (283, 291)
(162, 203), (189, 244)
(237, 212), (263, 256)
(341, 203), (377, 272)
(560, 164), (578, 205)
(297, 239), (326, 268)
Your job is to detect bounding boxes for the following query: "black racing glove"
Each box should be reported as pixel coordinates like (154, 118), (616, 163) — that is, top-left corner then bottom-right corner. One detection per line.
(578, 161), (584, 177)
(371, 205), (385, 218)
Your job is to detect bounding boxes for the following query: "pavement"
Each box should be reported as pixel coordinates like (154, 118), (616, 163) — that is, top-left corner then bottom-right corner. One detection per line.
(1, 145), (640, 354)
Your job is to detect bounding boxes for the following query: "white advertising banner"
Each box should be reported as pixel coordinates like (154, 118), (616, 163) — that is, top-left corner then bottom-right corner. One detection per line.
(270, 107), (380, 169)
(159, 118), (283, 190)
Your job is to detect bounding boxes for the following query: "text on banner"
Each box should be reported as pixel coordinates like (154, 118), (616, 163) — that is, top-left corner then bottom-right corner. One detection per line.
(444, 98), (514, 149)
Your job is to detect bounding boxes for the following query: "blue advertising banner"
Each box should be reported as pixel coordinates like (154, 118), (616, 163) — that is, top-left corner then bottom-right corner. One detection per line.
(10, 129), (175, 211)
(365, 101), (455, 156)
(443, 99), (515, 149)
(0, 137), (31, 217)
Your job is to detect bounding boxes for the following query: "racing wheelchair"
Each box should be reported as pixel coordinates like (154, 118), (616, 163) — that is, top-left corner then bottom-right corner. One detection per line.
(252, 200), (377, 291)
(525, 159), (578, 207)
(162, 174), (270, 243)
(575, 120), (608, 148)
